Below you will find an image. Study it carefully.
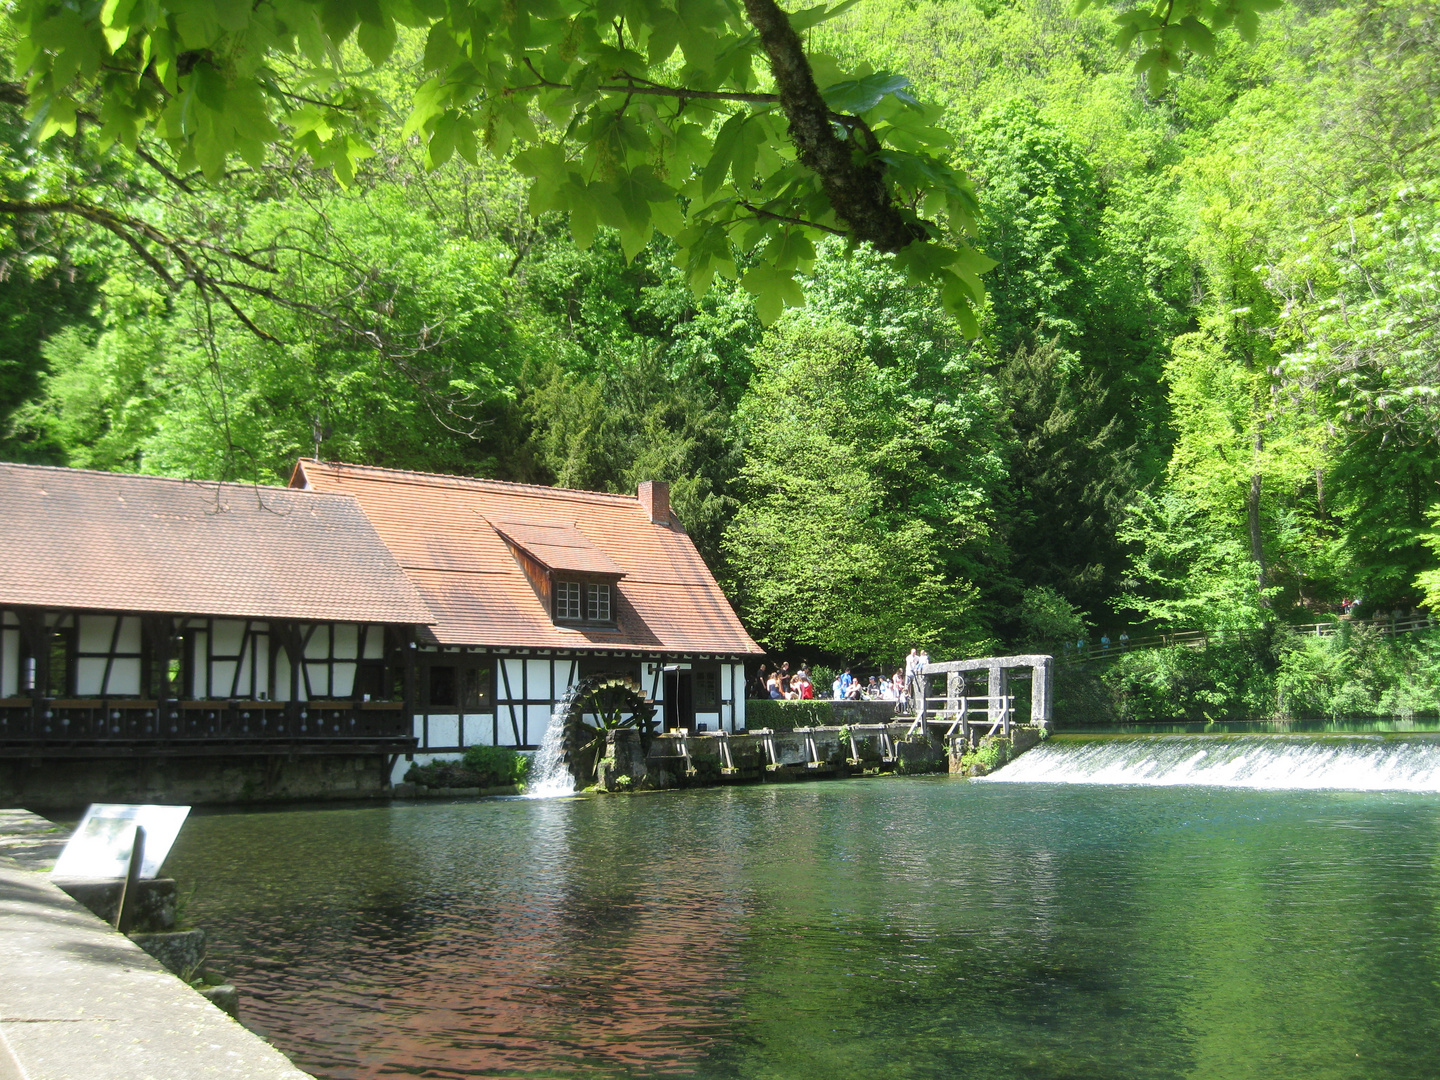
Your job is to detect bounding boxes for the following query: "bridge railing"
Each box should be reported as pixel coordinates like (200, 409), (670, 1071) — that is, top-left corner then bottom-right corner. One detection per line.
(1064, 612), (1437, 665)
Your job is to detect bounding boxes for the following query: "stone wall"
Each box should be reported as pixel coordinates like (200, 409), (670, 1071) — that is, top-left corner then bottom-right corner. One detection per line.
(0, 753), (389, 810)
(594, 724), (951, 790)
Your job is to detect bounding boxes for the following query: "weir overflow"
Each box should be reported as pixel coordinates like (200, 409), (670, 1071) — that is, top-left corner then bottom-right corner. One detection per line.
(990, 733), (1440, 791)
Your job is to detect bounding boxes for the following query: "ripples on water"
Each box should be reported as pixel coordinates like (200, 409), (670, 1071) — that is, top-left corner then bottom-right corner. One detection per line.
(166, 778), (1440, 1080)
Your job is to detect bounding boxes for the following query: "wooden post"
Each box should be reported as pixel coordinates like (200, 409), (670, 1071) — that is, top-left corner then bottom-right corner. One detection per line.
(114, 825), (145, 933)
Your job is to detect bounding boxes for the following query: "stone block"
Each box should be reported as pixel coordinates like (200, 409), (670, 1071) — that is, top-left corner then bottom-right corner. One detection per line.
(200, 983), (239, 1018)
(129, 929), (207, 979)
(55, 877), (177, 933)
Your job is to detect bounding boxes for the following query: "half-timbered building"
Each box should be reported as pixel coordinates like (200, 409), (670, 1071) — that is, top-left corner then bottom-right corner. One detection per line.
(0, 463), (435, 804)
(1, 459), (764, 801)
(291, 460), (764, 782)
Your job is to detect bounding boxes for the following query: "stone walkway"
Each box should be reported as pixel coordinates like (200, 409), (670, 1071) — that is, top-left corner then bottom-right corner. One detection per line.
(0, 810), (313, 1080)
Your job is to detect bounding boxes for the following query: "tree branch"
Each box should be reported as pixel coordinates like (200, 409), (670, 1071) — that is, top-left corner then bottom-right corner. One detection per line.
(740, 0), (925, 253)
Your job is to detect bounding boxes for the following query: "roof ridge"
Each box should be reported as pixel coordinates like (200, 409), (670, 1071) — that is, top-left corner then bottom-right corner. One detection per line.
(2, 461), (356, 499)
(299, 458), (643, 505)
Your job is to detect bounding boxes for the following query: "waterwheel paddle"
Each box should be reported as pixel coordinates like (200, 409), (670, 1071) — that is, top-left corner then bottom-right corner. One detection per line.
(556, 673), (659, 786)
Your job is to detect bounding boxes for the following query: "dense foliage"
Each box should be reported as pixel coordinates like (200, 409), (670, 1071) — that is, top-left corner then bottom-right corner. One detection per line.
(1072, 626), (1440, 724)
(3, 0), (1438, 692)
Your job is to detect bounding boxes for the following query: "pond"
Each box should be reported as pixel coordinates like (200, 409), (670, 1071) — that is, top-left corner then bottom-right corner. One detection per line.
(167, 759), (1440, 1080)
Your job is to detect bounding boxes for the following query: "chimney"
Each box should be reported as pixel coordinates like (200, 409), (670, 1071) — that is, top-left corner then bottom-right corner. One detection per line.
(638, 480), (670, 526)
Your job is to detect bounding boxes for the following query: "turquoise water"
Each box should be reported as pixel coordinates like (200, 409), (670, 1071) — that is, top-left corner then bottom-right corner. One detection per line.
(167, 776), (1440, 1080)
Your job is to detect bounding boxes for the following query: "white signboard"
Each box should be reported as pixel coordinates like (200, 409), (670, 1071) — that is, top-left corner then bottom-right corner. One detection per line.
(51, 804), (191, 881)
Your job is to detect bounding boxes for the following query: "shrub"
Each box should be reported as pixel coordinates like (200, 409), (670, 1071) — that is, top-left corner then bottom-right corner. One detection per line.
(744, 698), (838, 730)
(462, 745), (529, 786)
(403, 747), (529, 789)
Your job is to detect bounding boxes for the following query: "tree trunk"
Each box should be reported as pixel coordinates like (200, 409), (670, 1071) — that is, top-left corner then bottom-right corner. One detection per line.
(1248, 430), (1267, 602)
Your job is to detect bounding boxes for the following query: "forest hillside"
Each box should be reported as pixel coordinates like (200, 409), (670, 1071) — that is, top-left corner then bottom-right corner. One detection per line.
(2, 0), (1437, 695)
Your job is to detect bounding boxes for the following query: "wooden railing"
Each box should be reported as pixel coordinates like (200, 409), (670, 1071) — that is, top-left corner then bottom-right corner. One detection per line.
(0, 698), (413, 750)
(1063, 613), (1437, 664)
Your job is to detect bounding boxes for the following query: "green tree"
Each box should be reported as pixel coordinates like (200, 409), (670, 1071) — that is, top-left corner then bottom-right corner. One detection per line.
(723, 319), (998, 660)
(995, 337), (1137, 620)
(519, 347), (739, 562)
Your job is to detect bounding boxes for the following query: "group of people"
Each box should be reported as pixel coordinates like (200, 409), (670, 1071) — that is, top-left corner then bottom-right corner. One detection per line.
(752, 648), (933, 707)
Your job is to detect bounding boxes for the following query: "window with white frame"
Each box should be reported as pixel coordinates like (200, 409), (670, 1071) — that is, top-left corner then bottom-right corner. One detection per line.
(556, 581), (582, 620)
(586, 583), (611, 622)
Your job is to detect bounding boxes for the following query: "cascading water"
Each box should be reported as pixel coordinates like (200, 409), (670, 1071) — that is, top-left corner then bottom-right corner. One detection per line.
(523, 683), (587, 798)
(988, 734), (1440, 791)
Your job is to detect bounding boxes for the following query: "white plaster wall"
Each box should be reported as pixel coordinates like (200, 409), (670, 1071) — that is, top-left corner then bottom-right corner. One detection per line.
(419, 714), (460, 748)
(212, 619), (246, 656)
(77, 615), (117, 654)
(76, 659), (107, 696)
(275, 651), (300, 701)
(192, 630), (209, 697)
(331, 661), (355, 698)
(500, 658), (525, 701)
(333, 623), (359, 658)
(363, 625), (384, 659)
(1, 627), (18, 697)
(250, 633), (270, 699)
(212, 659), (238, 697)
(303, 624), (330, 658)
(695, 711), (721, 732)
(525, 659), (552, 702)
(457, 713), (497, 747)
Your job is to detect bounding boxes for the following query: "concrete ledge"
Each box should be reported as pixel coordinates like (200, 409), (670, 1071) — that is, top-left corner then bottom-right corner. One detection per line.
(0, 860), (313, 1080)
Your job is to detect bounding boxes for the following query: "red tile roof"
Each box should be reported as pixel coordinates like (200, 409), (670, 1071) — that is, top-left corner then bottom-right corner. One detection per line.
(0, 463), (436, 625)
(292, 459), (764, 655)
(490, 520), (625, 576)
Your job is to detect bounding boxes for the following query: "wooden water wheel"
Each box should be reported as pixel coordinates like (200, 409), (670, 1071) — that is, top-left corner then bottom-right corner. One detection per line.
(557, 673), (659, 785)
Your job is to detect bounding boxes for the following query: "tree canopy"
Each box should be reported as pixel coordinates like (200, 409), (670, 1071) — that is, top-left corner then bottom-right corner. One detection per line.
(4, 0), (1437, 671)
(7, 0), (1283, 332)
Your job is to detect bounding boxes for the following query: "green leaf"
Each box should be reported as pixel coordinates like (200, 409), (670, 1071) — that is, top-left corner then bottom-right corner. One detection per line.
(357, 17), (398, 66)
(568, 194), (598, 248)
(422, 23), (457, 70)
(703, 113), (745, 199)
(787, 0), (862, 31)
(821, 72), (911, 115)
(730, 116), (763, 192)
(427, 112), (457, 167)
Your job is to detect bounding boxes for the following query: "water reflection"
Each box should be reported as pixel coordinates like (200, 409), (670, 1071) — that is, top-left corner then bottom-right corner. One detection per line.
(167, 779), (1440, 1080)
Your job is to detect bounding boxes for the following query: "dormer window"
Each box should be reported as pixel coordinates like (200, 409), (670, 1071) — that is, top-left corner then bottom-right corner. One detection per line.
(555, 580), (612, 624)
(586, 582), (611, 622)
(556, 581), (581, 620)
(489, 519), (627, 630)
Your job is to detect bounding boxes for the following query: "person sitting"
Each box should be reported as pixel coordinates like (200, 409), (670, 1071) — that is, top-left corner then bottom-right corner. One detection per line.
(796, 674), (815, 700)
(767, 674), (782, 700)
(845, 679), (863, 700)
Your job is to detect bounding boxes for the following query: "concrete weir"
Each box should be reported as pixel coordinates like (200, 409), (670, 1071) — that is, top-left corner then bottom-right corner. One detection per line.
(0, 810), (314, 1080)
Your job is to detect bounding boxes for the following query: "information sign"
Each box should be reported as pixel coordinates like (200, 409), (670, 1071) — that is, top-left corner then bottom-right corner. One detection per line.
(50, 804), (191, 881)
